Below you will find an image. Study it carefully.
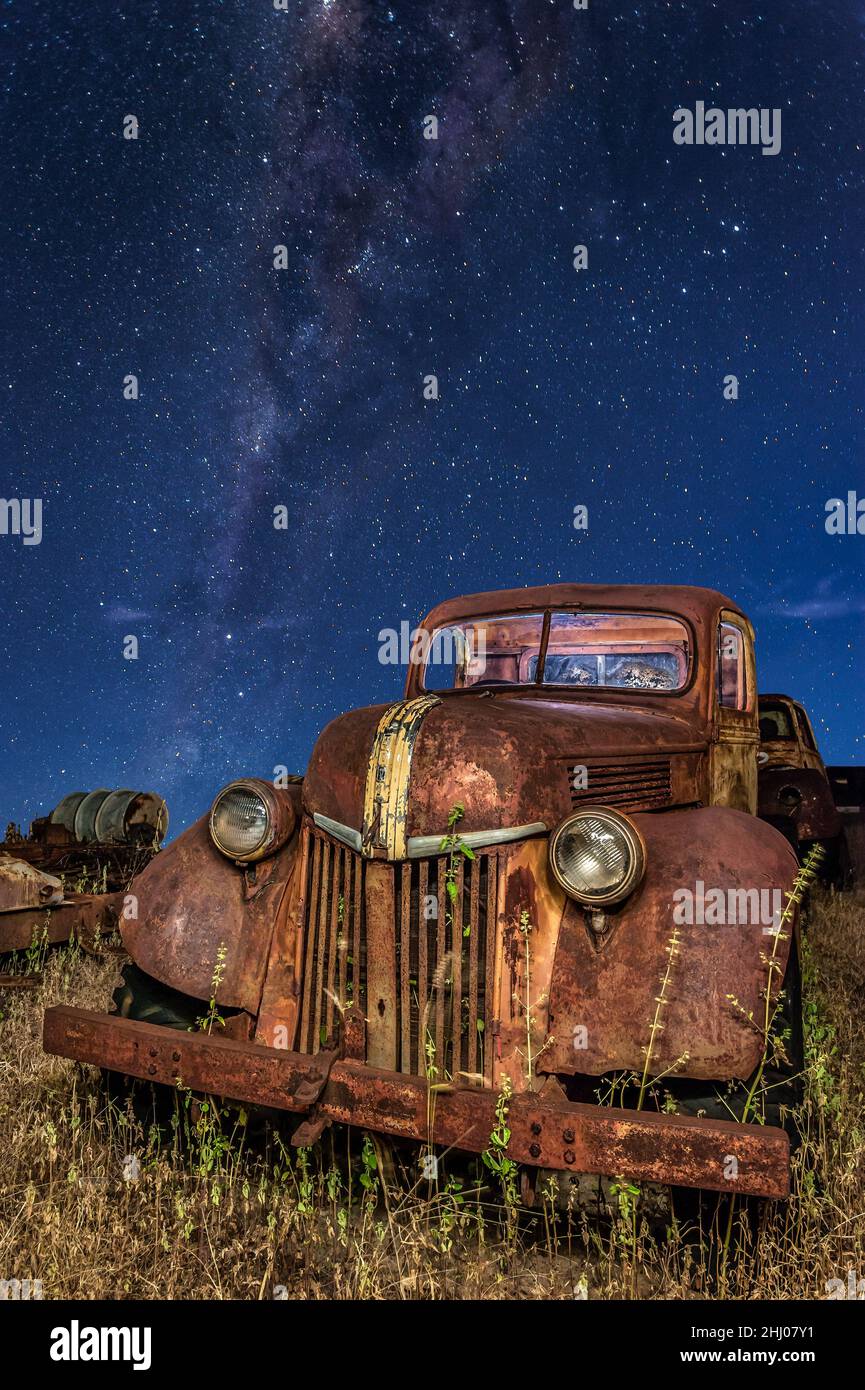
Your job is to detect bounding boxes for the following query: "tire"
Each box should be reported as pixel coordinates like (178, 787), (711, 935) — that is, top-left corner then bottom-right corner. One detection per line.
(112, 961), (203, 1030)
(104, 964), (285, 1143)
(103, 963), (203, 1130)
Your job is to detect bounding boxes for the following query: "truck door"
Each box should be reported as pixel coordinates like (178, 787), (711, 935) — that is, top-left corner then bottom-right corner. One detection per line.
(710, 611), (758, 812)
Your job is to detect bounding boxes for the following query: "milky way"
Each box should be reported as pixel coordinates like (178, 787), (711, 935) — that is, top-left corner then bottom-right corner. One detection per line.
(1, 1), (862, 833)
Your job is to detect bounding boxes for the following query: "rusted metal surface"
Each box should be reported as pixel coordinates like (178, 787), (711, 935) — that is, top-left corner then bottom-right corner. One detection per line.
(1, 905), (78, 952)
(95, 790), (167, 843)
(44, 1005), (337, 1112)
(568, 756), (673, 812)
(361, 695), (441, 857)
(0, 972), (43, 991)
(827, 766), (865, 884)
(0, 890), (122, 953)
(256, 815), (312, 1050)
(758, 766), (842, 843)
(540, 808), (799, 1081)
(121, 786), (302, 1013)
(285, 822), (500, 1084)
(707, 610), (760, 815)
(758, 695), (826, 774)
(364, 859), (397, 1068)
(287, 823), (501, 1082)
(47, 585), (812, 1195)
(305, 695), (707, 851)
(757, 695), (843, 849)
(42, 1005), (789, 1198)
(494, 836), (560, 1093)
(322, 1059), (789, 1199)
(0, 783), (161, 956)
(2, 787), (168, 893)
(0, 854), (63, 913)
(305, 592), (765, 847)
(46, 788), (167, 843)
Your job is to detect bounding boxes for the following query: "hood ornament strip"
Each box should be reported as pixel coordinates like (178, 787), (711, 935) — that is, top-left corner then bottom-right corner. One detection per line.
(360, 695), (441, 859)
(313, 812), (548, 861)
(312, 813), (363, 852)
(406, 822), (547, 859)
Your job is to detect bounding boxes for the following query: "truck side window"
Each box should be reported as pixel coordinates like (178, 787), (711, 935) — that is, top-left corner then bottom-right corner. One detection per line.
(796, 708), (817, 750)
(718, 622), (747, 710)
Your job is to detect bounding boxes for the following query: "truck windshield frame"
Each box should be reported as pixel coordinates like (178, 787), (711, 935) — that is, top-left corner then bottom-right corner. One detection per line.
(420, 609), (693, 695)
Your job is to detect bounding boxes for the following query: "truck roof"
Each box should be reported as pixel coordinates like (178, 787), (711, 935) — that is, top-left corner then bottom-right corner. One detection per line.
(420, 583), (746, 630)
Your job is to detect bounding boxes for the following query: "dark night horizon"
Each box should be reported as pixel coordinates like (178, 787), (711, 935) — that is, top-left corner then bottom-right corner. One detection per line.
(1, 0), (863, 839)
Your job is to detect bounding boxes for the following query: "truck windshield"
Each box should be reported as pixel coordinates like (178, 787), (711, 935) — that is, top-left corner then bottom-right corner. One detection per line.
(758, 701), (795, 740)
(422, 611), (690, 692)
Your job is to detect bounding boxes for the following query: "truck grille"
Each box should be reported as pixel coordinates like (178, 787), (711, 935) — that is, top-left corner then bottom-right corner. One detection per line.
(569, 757), (672, 812)
(298, 824), (499, 1083)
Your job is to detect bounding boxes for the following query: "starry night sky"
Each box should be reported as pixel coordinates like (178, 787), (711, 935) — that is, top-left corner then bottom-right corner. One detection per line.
(1, 0), (863, 837)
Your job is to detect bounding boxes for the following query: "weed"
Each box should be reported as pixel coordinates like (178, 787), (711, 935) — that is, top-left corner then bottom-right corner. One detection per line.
(0, 883), (861, 1300)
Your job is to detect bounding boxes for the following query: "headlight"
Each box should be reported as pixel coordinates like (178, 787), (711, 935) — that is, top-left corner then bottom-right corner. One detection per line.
(209, 779), (295, 862)
(549, 806), (646, 905)
(778, 785), (802, 812)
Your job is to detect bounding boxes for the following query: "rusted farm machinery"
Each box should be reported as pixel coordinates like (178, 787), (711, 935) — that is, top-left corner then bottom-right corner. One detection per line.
(0, 788), (167, 967)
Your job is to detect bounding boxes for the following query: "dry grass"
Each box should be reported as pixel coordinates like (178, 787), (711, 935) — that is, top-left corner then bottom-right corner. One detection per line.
(1, 887), (863, 1300)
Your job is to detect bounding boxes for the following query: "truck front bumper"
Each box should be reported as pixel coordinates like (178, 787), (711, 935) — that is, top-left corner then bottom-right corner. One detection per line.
(43, 1005), (789, 1199)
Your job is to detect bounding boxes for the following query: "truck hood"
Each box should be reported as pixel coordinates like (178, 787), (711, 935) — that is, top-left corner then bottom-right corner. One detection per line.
(303, 692), (704, 852)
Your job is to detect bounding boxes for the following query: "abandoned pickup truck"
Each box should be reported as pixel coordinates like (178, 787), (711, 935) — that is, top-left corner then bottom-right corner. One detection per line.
(44, 585), (803, 1200)
(757, 694), (847, 881)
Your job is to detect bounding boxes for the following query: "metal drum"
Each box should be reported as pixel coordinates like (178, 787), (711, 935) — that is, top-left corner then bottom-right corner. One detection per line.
(49, 792), (87, 835)
(93, 790), (137, 843)
(73, 790), (111, 843)
(123, 791), (168, 844)
(46, 789), (168, 845)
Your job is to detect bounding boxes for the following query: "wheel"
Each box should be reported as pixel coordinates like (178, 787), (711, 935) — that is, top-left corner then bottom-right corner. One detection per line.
(104, 963), (298, 1146)
(103, 963), (203, 1130)
(112, 961), (202, 1030)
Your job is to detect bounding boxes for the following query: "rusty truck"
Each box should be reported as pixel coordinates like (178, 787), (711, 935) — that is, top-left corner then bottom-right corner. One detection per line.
(43, 585), (804, 1199)
(757, 694), (858, 885)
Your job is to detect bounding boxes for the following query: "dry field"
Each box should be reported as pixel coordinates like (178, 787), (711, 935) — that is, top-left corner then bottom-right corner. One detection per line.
(1, 887), (863, 1301)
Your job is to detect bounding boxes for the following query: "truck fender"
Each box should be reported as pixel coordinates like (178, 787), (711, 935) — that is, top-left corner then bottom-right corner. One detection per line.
(540, 806), (800, 1082)
(121, 785), (302, 1012)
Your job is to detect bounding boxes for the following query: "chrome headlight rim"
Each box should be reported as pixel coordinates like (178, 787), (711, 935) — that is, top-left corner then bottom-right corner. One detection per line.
(209, 778), (278, 863)
(549, 805), (646, 906)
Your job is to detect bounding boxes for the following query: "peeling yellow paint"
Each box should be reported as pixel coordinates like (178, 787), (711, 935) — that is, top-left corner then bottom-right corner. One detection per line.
(361, 695), (441, 859)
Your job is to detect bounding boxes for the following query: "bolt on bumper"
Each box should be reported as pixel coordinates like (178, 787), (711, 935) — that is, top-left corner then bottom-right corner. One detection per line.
(43, 1004), (789, 1198)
